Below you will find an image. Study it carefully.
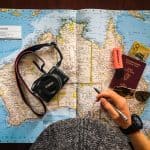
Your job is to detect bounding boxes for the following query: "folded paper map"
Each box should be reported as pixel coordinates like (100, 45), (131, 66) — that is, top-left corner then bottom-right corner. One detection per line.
(0, 9), (150, 143)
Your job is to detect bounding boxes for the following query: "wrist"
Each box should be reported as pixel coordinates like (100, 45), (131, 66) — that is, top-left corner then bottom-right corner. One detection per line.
(118, 116), (132, 129)
(121, 122), (132, 129)
(120, 114), (143, 135)
(128, 130), (141, 137)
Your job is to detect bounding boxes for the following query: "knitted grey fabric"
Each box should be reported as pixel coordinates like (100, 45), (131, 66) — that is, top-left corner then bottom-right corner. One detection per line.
(30, 118), (132, 150)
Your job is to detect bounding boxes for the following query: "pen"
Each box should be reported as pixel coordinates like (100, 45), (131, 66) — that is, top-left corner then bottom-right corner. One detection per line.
(93, 87), (128, 121)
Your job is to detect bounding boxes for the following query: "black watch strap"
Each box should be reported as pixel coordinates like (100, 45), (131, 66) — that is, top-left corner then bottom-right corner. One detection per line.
(120, 114), (143, 135)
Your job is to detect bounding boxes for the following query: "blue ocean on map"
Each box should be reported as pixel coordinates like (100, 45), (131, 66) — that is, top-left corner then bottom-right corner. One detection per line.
(0, 10), (44, 60)
(0, 10), (76, 65)
(0, 98), (75, 143)
(76, 9), (110, 46)
(116, 12), (150, 54)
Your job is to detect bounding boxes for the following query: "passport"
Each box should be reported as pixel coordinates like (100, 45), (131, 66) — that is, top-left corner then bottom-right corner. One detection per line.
(109, 55), (146, 89)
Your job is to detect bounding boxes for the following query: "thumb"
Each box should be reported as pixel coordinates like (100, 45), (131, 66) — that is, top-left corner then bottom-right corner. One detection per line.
(101, 98), (120, 121)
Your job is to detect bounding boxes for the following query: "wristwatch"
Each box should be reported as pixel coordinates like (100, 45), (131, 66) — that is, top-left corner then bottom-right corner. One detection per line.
(120, 114), (143, 135)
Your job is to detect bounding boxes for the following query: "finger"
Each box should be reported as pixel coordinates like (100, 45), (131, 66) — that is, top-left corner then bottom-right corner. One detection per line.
(96, 89), (124, 107)
(101, 98), (120, 120)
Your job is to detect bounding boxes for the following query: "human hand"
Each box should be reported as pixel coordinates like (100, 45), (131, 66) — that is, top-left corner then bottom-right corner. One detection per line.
(96, 89), (132, 129)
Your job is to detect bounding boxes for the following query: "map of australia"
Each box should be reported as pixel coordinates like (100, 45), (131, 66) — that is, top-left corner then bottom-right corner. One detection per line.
(0, 9), (150, 143)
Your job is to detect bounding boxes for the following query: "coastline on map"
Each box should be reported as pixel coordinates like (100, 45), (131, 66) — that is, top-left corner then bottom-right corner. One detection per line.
(0, 9), (150, 142)
(0, 98), (76, 143)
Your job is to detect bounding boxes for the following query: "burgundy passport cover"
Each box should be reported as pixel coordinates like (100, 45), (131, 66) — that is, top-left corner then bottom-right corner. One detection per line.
(109, 55), (146, 89)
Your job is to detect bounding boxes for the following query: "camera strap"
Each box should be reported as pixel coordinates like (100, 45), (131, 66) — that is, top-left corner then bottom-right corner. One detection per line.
(15, 42), (63, 117)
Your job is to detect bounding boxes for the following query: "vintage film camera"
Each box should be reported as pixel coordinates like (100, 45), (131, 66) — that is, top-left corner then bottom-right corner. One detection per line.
(15, 42), (69, 116)
(31, 66), (69, 102)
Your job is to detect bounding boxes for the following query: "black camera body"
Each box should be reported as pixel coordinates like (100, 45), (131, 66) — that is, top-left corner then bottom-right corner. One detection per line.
(31, 66), (69, 102)
(15, 42), (69, 116)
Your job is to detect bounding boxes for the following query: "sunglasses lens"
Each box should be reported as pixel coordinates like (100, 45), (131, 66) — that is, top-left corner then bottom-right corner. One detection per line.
(135, 91), (150, 102)
(113, 87), (133, 97)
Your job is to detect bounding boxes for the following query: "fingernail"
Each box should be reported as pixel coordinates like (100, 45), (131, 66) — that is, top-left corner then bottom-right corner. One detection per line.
(95, 98), (99, 102)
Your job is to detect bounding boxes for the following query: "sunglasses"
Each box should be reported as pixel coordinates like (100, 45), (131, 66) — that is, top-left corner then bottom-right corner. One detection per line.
(113, 86), (150, 102)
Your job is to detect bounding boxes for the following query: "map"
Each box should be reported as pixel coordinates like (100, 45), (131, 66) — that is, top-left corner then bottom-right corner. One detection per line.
(0, 9), (150, 143)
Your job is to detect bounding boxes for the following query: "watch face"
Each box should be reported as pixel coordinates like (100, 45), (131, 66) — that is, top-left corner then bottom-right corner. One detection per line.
(132, 114), (143, 129)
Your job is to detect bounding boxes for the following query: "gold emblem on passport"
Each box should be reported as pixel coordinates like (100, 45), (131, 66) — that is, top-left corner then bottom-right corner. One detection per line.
(128, 41), (150, 61)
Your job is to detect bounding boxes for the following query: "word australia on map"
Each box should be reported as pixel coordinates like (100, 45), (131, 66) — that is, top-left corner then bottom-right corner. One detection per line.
(0, 9), (150, 142)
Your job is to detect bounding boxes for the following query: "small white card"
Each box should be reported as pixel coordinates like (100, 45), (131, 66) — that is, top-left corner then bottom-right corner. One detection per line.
(0, 25), (22, 39)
